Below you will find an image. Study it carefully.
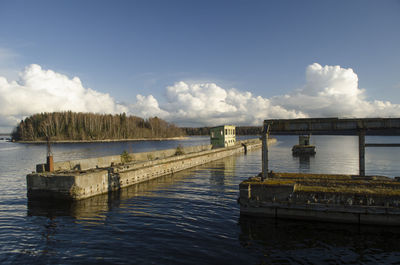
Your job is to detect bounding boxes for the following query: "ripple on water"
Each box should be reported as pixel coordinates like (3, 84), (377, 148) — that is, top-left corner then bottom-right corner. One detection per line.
(1, 136), (400, 264)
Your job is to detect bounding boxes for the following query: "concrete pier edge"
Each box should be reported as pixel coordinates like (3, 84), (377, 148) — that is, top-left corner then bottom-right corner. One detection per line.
(238, 172), (400, 226)
(27, 139), (274, 201)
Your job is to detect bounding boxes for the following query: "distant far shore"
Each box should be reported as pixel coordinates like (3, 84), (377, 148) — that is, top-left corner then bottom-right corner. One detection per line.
(16, 136), (188, 144)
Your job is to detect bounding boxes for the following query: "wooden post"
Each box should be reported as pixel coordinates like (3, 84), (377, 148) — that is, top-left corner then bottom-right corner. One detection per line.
(358, 130), (365, 176)
(262, 122), (269, 180)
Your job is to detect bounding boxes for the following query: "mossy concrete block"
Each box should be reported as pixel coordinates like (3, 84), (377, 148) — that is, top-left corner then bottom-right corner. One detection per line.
(239, 172), (400, 225)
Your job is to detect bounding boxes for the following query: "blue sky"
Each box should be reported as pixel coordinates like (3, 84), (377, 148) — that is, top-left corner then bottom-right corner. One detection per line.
(0, 0), (399, 131)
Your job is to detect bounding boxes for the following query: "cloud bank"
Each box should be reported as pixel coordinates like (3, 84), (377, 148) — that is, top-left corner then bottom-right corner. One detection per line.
(0, 63), (399, 131)
(0, 64), (127, 131)
(271, 63), (400, 118)
(130, 63), (400, 126)
(160, 81), (305, 126)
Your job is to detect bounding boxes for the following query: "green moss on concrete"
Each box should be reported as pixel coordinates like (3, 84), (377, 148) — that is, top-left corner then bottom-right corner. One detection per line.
(294, 184), (400, 196)
(241, 172), (400, 197)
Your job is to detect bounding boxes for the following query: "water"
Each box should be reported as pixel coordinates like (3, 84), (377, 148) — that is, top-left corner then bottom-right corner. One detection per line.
(1, 135), (400, 264)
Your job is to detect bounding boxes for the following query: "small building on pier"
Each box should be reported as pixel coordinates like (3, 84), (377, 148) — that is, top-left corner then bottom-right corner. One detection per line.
(210, 125), (236, 148)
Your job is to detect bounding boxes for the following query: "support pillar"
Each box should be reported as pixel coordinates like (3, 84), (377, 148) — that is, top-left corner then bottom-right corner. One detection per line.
(46, 155), (54, 172)
(262, 122), (270, 180)
(46, 136), (54, 172)
(358, 130), (365, 176)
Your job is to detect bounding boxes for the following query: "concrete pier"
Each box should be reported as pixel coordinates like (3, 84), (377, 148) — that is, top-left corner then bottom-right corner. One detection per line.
(27, 139), (275, 201)
(239, 172), (400, 225)
(240, 117), (400, 225)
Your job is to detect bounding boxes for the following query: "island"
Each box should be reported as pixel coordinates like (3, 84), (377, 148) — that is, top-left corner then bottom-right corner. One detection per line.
(11, 112), (185, 142)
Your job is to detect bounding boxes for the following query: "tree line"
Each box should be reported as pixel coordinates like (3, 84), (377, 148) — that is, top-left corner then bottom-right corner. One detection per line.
(183, 126), (262, 136)
(12, 112), (184, 141)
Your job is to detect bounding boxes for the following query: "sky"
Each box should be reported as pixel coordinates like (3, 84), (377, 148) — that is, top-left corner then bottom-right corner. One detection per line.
(0, 0), (399, 132)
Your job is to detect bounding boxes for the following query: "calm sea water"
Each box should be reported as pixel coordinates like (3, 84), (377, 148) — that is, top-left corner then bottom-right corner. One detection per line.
(1, 135), (400, 264)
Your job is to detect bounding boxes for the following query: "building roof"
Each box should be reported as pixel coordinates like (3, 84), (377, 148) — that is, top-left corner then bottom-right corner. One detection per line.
(210, 125), (236, 129)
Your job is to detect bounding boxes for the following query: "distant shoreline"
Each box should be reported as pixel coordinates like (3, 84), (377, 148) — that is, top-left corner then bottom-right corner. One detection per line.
(16, 136), (188, 144)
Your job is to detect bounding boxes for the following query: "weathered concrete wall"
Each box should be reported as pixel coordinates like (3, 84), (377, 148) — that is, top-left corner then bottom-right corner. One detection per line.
(53, 144), (213, 171)
(238, 174), (400, 225)
(28, 140), (267, 200)
(27, 174), (183, 218)
(51, 139), (262, 172)
(240, 202), (400, 225)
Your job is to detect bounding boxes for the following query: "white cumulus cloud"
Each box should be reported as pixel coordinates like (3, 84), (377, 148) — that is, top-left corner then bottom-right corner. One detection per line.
(129, 94), (168, 118)
(160, 81), (305, 126)
(1, 63), (399, 131)
(144, 63), (400, 126)
(272, 63), (400, 118)
(0, 64), (127, 130)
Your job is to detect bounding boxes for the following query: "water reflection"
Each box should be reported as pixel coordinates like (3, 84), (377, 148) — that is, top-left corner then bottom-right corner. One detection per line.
(27, 173), (185, 220)
(297, 154), (312, 171)
(3, 136), (400, 264)
(239, 215), (400, 264)
(209, 155), (237, 190)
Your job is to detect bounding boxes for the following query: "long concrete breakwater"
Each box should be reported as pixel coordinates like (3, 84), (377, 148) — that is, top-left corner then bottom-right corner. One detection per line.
(27, 139), (274, 200)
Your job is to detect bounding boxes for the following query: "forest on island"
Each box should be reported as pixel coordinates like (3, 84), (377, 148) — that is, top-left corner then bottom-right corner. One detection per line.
(12, 112), (184, 141)
(183, 126), (262, 136)
(183, 126), (400, 136)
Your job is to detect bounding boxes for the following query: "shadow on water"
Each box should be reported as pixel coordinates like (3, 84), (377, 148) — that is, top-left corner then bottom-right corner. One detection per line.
(239, 215), (400, 264)
(27, 173), (186, 219)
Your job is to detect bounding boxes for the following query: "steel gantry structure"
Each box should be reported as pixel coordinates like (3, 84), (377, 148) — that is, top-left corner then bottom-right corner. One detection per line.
(262, 117), (400, 180)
